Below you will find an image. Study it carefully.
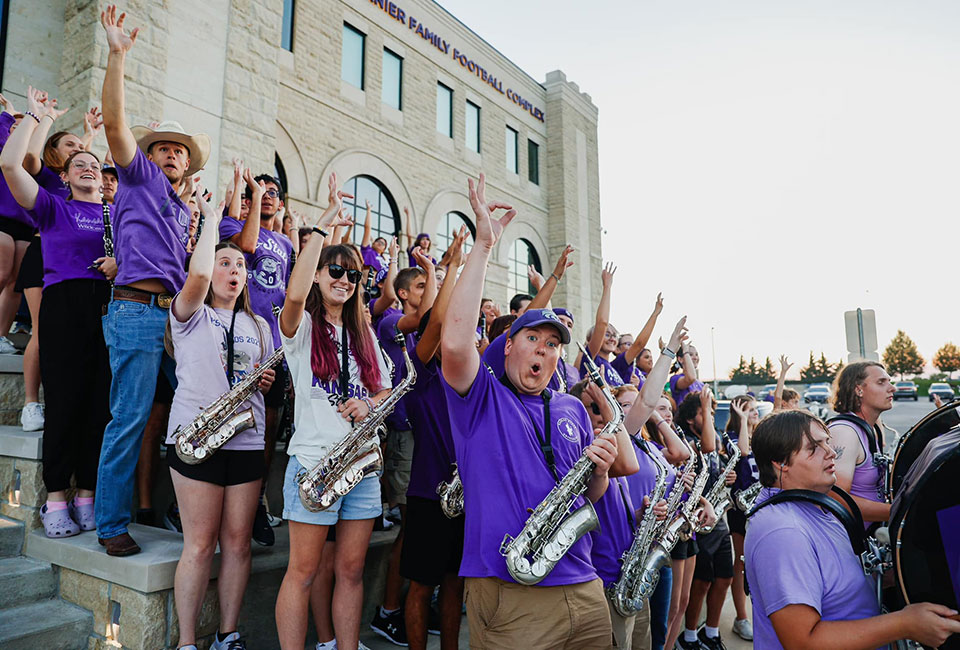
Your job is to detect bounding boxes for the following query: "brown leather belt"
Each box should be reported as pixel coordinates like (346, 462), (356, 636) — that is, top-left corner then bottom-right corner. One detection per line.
(112, 286), (173, 309)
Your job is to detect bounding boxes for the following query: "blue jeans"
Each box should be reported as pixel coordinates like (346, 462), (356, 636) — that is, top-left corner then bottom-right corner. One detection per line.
(95, 298), (173, 539)
(650, 565), (673, 650)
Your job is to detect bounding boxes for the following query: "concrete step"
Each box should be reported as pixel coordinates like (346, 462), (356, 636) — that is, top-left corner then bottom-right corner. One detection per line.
(0, 556), (56, 608)
(0, 425), (42, 459)
(0, 516), (24, 557)
(0, 599), (92, 649)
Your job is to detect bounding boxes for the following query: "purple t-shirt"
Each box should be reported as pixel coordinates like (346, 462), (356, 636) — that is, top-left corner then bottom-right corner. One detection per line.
(481, 332), (570, 392)
(218, 217), (293, 349)
(0, 113), (35, 226)
(406, 246), (436, 268)
(726, 431), (760, 494)
(165, 302), (274, 450)
(611, 352), (645, 388)
(669, 373), (704, 406)
(625, 437), (678, 505)
(745, 487), (884, 650)
(361, 245), (386, 275)
(112, 148), (190, 293)
(443, 367), (598, 586)
(28, 189), (106, 289)
(579, 354), (625, 388)
(369, 296), (401, 330)
(406, 351), (455, 501)
(376, 311), (414, 429)
(589, 476), (636, 587)
(36, 165), (70, 200)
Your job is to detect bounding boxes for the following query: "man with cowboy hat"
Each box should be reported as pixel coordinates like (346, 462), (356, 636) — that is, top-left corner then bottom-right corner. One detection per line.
(94, 5), (211, 556)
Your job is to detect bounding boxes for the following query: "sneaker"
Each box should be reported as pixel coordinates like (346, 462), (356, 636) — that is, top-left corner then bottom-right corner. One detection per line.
(385, 504), (402, 523)
(163, 501), (183, 533)
(316, 640), (337, 650)
(732, 618), (753, 641)
(370, 607), (408, 646)
(265, 511), (282, 527)
(427, 603), (441, 635)
(0, 336), (17, 354)
(20, 402), (43, 432)
(9, 321), (30, 335)
(697, 628), (727, 650)
(677, 635), (704, 650)
(211, 630), (246, 649)
(252, 501), (275, 546)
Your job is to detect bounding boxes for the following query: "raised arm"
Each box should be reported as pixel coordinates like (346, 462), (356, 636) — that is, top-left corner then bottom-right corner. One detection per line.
(773, 354), (793, 411)
(441, 173), (515, 395)
(227, 158), (243, 219)
(230, 169), (263, 253)
(624, 293), (664, 364)
(731, 399), (751, 456)
(100, 5), (140, 167)
(417, 227), (468, 364)
(173, 186), (222, 322)
(80, 107), (103, 151)
(283, 209), (301, 256)
(586, 262), (616, 359)
(674, 340), (700, 390)
(526, 244), (575, 311)
(403, 206), (414, 251)
(698, 386), (717, 453)
(624, 316), (688, 435)
(394, 246), (438, 335)
(23, 94), (67, 176)
(0, 87), (45, 210)
(372, 237), (399, 317)
(361, 200), (373, 248)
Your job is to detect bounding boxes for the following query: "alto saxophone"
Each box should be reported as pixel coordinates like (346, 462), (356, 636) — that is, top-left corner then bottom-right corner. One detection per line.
(500, 345), (624, 586)
(609, 439), (669, 616)
(734, 481), (762, 513)
(174, 347), (285, 464)
(698, 433), (741, 534)
(297, 329), (416, 512)
(437, 463), (463, 518)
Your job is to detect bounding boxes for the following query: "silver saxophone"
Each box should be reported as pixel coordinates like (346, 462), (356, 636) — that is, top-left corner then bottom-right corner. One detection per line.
(437, 464), (463, 518)
(677, 439), (711, 541)
(697, 433), (741, 534)
(734, 481), (763, 513)
(298, 329), (416, 512)
(608, 439), (669, 616)
(500, 344), (624, 585)
(174, 347), (285, 464)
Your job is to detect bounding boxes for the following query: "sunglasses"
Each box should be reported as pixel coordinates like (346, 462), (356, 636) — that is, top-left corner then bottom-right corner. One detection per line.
(325, 264), (361, 284)
(588, 402), (601, 416)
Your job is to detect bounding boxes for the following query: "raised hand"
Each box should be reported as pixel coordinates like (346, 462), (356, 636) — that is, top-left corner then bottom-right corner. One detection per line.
(549, 244), (575, 281)
(527, 264), (545, 290)
(601, 261), (616, 288)
(0, 93), (15, 115)
(445, 225), (469, 268)
(389, 237), (399, 260)
(318, 172), (353, 228)
(653, 292), (664, 315)
(468, 173), (516, 250)
(778, 354), (793, 376)
(25, 87), (45, 118)
(666, 316), (689, 353)
(412, 246), (435, 273)
(83, 107), (103, 136)
(100, 5), (140, 55)
(731, 398), (748, 419)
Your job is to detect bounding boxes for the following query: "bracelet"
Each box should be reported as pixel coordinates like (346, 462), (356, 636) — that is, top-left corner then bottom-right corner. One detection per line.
(24, 112), (41, 124)
(312, 226), (329, 237)
(550, 272), (561, 283)
(662, 346), (677, 359)
(654, 413), (666, 425)
(361, 396), (375, 411)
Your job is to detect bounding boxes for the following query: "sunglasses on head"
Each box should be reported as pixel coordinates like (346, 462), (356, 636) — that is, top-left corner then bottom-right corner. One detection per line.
(326, 264), (361, 284)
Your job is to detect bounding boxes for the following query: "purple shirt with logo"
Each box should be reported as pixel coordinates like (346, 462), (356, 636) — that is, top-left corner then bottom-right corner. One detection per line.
(406, 350), (455, 501)
(219, 217), (293, 349)
(481, 332), (570, 392)
(579, 353), (625, 388)
(745, 487), (885, 650)
(611, 352), (645, 388)
(112, 148), (190, 293)
(375, 311), (413, 430)
(28, 189), (106, 289)
(669, 373), (704, 406)
(589, 476), (636, 587)
(0, 113), (35, 226)
(361, 244), (386, 275)
(443, 367), (598, 585)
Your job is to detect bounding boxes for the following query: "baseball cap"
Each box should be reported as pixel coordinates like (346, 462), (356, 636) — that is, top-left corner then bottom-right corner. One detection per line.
(508, 308), (571, 344)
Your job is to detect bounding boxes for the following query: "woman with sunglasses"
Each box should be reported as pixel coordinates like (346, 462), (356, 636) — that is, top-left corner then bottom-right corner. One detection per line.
(579, 261), (624, 387)
(275, 174), (392, 650)
(0, 86), (113, 538)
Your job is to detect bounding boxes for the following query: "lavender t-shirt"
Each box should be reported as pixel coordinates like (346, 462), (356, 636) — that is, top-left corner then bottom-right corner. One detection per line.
(0, 113), (35, 226)
(669, 373), (704, 406)
(443, 367), (598, 586)
(481, 332), (570, 392)
(219, 217), (293, 349)
(589, 476), (636, 587)
(406, 351), (455, 501)
(165, 302), (274, 450)
(28, 189), (106, 289)
(611, 352), (645, 388)
(578, 353), (625, 388)
(745, 487), (885, 650)
(376, 311), (413, 430)
(112, 148), (189, 293)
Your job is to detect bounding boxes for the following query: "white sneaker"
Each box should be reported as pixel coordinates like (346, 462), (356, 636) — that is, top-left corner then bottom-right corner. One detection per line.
(20, 402), (43, 432)
(266, 511), (282, 527)
(0, 336), (17, 354)
(316, 640), (337, 650)
(733, 617), (754, 641)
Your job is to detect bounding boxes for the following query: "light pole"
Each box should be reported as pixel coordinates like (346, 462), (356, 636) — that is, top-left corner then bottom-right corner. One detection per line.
(711, 327), (719, 397)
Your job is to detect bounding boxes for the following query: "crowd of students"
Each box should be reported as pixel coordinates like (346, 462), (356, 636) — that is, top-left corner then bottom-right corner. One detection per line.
(1, 5), (959, 650)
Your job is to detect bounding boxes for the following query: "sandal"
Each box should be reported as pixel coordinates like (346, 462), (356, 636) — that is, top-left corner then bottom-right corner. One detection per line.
(41, 503), (81, 538)
(68, 498), (96, 531)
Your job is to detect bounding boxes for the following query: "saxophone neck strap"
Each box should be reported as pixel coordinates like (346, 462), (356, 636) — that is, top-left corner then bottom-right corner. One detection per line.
(225, 307), (238, 385)
(498, 373), (556, 482)
(616, 478), (637, 532)
(748, 486), (866, 555)
(338, 325), (350, 401)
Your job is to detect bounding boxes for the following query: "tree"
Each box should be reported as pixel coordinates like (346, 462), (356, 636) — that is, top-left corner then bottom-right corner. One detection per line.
(729, 356), (749, 382)
(800, 351), (843, 383)
(883, 330), (925, 379)
(933, 342), (960, 379)
(760, 357), (777, 384)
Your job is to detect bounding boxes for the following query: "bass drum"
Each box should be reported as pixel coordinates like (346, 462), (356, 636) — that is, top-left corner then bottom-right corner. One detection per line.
(889, 401), (960, 497)
(886, 426), (960, 650)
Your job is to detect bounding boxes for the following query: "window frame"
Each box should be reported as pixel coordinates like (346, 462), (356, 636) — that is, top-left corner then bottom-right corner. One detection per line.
(465, 100), (481, 153)
(281, 0), (295, 51)
(381, 47), (403, 111)
(505, 126), (519, 174)
(436, 82), (453, 138)
(341, 23), (366, 90)
(527, 139), (540, 185)
(508, 238), (542, 296)
(341, 175), (400, 248)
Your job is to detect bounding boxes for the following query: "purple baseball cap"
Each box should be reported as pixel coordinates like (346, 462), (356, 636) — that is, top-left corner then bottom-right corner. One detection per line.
(553, 307), (574, 323)
(508, 308), (571, 344)
(375, 267), (389, 284)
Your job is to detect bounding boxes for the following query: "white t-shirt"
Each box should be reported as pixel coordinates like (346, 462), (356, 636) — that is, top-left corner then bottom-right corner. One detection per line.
(282, 310), (391, 469)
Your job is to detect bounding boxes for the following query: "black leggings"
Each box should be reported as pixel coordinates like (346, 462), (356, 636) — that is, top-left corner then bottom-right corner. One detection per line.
(39, 279), (112, 493)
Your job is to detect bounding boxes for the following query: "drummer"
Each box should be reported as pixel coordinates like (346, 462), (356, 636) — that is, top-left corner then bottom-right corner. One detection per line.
(745, 409), (960, 650)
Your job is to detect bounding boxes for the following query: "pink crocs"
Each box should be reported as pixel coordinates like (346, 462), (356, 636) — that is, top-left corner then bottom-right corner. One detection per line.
(41, 502), (80, 538)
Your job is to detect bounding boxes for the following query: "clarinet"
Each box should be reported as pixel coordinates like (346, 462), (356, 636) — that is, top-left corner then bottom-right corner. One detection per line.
(101, 199), (114, 258)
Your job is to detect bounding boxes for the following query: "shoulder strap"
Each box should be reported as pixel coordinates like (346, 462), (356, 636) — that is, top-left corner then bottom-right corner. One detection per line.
(748, 486), (865, 555)
(827, 413), (882, 454)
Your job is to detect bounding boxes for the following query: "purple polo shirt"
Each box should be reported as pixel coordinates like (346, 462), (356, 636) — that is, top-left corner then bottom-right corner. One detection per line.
(376, 311), (414, 430)
(611, 352), (645, 388)
(444, 366), (598, 586)
(745, 487), (885, 650)
(406, 350), (455, 500)
(112, 148), (189, 293)
(481, 332), (570, 392)
(589, 476), (636, 587)
(27, 189), (106, 289)
(669, 373), (704, 406)
(579, 354), (625, 388)
(218, 217), (293, 349)
(0, 113), (35, 226)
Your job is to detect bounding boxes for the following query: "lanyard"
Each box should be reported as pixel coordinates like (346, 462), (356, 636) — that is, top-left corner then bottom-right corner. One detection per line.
(338, 325), (350, 402)
(616, 477), (637, 532)
(220, 308), (238, 385)
(499, 374), (556, 482)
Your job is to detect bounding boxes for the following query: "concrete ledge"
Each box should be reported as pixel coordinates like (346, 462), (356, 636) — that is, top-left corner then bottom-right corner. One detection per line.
(0, 426), (42, 459)
(0, 354), (23, 373)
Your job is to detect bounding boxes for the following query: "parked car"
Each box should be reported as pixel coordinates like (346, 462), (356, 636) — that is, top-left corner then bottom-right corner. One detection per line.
(724, 385), (748, 399)
(928, 383), (956, 403)
(893, 381), (918, 401)
(714, 400), (731, 432)
(803, 385), (831, 403)
(757, 384), (778, 402)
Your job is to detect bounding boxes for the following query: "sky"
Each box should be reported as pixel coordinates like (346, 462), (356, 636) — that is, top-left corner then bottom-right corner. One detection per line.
(440, 0), (960, 380)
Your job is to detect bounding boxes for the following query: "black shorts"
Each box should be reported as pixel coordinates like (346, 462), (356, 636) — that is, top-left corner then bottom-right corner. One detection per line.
(154, 368), (174, 406)
(671, 538), (700, 561)
(14, 235), (42, 292)
(0, 218), (34, 243)
(400, 496), (465, 586)
(727, 508), (747, 536)
(693, 522), (734, 581)
(167, 445), (264, 486)
(264, 361), (288, 408)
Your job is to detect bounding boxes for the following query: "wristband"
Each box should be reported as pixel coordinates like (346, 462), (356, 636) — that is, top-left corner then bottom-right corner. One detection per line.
(654, 413), (666, 425)
(312, 226), (329, 237)
(24, 112), (41, 124)
(361, 396), (375, 411)
(662, 346), (677, 359)
(550, 272), (561, 283)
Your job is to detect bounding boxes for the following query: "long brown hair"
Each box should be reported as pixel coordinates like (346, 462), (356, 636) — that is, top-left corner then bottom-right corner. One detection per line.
(726, 395), (757, 433)
(832, 361), (884, 414)
(306, 244), (382, 393)
(206, 242), (267, 360)
(43, 131), (73, 172)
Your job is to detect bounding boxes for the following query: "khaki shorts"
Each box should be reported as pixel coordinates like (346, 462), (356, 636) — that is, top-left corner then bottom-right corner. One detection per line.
(628, 598), (652, 650)
(465, 576), (612, 650)
(604, 595), (651, 650)
(384, 426), (413, 505)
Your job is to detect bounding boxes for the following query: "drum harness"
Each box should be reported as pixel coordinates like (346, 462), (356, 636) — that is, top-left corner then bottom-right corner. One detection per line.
(826, 413), (894, 503)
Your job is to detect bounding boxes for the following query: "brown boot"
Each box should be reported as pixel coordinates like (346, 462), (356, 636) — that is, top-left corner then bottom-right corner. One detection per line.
(98, 532), (141, 556)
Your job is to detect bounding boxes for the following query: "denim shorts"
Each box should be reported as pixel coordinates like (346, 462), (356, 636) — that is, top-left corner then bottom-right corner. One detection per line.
(282, 454), (382, 526)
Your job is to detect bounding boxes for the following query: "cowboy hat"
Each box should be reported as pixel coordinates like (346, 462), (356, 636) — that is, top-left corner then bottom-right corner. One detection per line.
(130, 120), (211, 176)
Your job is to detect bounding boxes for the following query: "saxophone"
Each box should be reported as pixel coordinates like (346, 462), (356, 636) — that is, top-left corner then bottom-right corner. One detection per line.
(500, 344), (624, 585)
(297, 329), (416, 512)
(677, 439), (711, 541)
(437, 464), (463, 518)
(174, 347), (285, 464)
(608, 439), (669, 617)
(734, 481), (762, 513)
(698, 433), (741, 534)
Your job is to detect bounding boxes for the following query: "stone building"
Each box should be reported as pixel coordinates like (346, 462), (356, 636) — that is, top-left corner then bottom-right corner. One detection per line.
(1, 0), (602, 335)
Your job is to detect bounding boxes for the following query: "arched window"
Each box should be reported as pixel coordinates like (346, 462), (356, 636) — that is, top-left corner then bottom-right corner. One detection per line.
(435, 211), (474, 259)
(508, 238), (542, 297)
(274, 153), (288, 196)
(341, 175), (399, 246)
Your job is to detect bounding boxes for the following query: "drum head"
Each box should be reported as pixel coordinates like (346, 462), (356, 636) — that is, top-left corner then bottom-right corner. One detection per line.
(890, 402), (960, 497)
